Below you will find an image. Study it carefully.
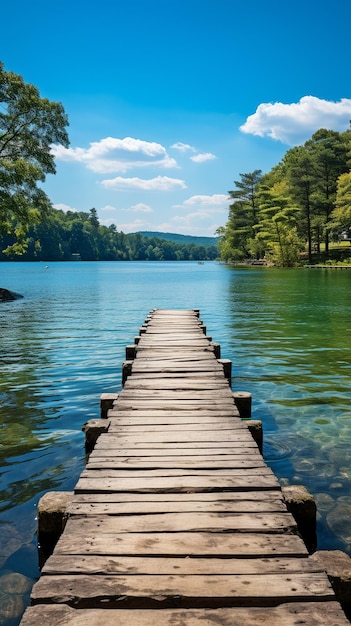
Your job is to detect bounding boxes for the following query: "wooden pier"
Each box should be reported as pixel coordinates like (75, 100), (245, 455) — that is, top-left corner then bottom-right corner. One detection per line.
(21, 309), (349, 625)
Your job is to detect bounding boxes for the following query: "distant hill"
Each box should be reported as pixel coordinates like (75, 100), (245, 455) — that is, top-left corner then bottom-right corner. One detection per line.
(136, 231), (219, 248)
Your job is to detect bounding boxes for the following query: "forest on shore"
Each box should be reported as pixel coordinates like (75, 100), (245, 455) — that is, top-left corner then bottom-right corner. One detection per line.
(217, 128), (351, 266)
(0, 207), (218, 261)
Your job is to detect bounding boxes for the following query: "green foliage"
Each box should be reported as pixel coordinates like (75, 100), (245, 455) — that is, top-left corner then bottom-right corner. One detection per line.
(0, 207), (218, 262)
(0, 61), (69, 249)
(218, 127), (351, 267)
(330, 171), (351, 236)
(217, 170), (263, 261)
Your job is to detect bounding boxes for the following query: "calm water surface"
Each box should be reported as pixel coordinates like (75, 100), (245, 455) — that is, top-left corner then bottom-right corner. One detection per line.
(0, 261), (350, 624)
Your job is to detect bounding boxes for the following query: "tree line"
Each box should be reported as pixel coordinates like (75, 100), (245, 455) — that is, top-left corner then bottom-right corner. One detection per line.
(217, 128), (351, 266)
(0, 207), (218, 261)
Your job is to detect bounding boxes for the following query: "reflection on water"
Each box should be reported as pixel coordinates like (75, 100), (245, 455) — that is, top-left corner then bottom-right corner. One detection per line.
(225, 267), (351, 554)
(0, 261), (350, 624)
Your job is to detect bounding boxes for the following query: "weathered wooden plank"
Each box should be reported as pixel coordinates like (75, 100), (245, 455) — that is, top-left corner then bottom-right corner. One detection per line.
(80, 467), (275, 478)
(85, 456), (267, 470)
(131, 363), (223, 372)
(94, 431), (258, 443)
(105, 415), (242, 426)
(30, 572), (334, 608)
(74, 475), (281, 493)
(42, 554), (320, 576)
(106, 419), (243, 430)
(118, 392), (234, 402)
(70, 491), (283, 504)
(63, 511), (297, 533)
(137, 343), (212, 351)
(114, 402), (236, 411)
(107, 409), (241, 420)
(143, 324), (205, 329)
(53, 530), (307, 558)
(135, 349), (214, 356)
(123, 380), (230, 390)
(90, 447), (258, 458)
(136, 343), (213, 351)
(129, 371), (225, 378)
(142, 326), (205, 332)
(94, 433), (258, 448)
(20, 602), (351, 626)
(68, 497), (287, 516)
(142, 332), (206, 337)
(106, 424), (247, 434)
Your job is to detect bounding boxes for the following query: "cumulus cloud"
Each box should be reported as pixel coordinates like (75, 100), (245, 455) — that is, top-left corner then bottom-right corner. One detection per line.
(165, 194), (229, 236)
(171, 142), (196, 152)
(190, 153), (217, 163)
(118, 218), (153, 232)
(129, 203), (153, 213)
(101, 175), (187, 191)
(51, 136), (178, 173)
(53, 203), (77, 212)
(171, 143), (217, 163)
(100, 204), (118, 212)
(240, 96), (351, 145)
(176, 194), (230, 209)
(159, 212), (221, 237)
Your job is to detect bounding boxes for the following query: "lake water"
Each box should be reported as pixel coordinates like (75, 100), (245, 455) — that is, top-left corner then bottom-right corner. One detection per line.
(0, 260), (351, 624)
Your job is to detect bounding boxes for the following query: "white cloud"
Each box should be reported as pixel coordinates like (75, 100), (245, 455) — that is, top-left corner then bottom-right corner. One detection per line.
(130, 203), (153, 213)
(190, 152), (217, 163)
(240, 96), (351, 145)
(51, 136), (178, 173)
(101, 176), (187, 191)
(100, 204), (118, 212)
(118, 218), (153, 232)
(171, 142), (196, 152)
(176, 194), (230, 209)
(159, 212), (221, 237)
(53, 203), (77, 212)
(161, 194), (229, 237)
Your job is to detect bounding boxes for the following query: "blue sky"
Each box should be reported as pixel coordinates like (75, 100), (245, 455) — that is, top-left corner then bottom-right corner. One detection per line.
(2, 0), (351, 236)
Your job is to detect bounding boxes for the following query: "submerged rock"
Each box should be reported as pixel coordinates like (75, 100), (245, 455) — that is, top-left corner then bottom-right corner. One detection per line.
(326, 503), (351, 545)
(0, 288), (23, 302)
(0, 571), (31, 622)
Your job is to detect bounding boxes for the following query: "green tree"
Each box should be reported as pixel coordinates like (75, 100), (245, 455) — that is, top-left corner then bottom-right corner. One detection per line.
(255, 180), (302, 266)
(88, 207), (100, 228)
(305, 129), (349, 254)
(284, 146), (317, 262)
(0, 61), (69, 253)
(330, 171), (351, 238)
(219, 170), (263, 260)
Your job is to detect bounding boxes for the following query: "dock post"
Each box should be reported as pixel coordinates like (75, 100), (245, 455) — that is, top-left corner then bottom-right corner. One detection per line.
(218, 358), (231, 384)
(122, 360), (133, 386)
(100, 393), (118, 418)
(212, 342), (221, 358)
(126, 345), (137, 360)
(233, 391), (252, 418)
(246, 419), (263, 453)
(82, 418), (110, 453)
(37, 491), (73, 563)
(282, 485), (317, 553)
